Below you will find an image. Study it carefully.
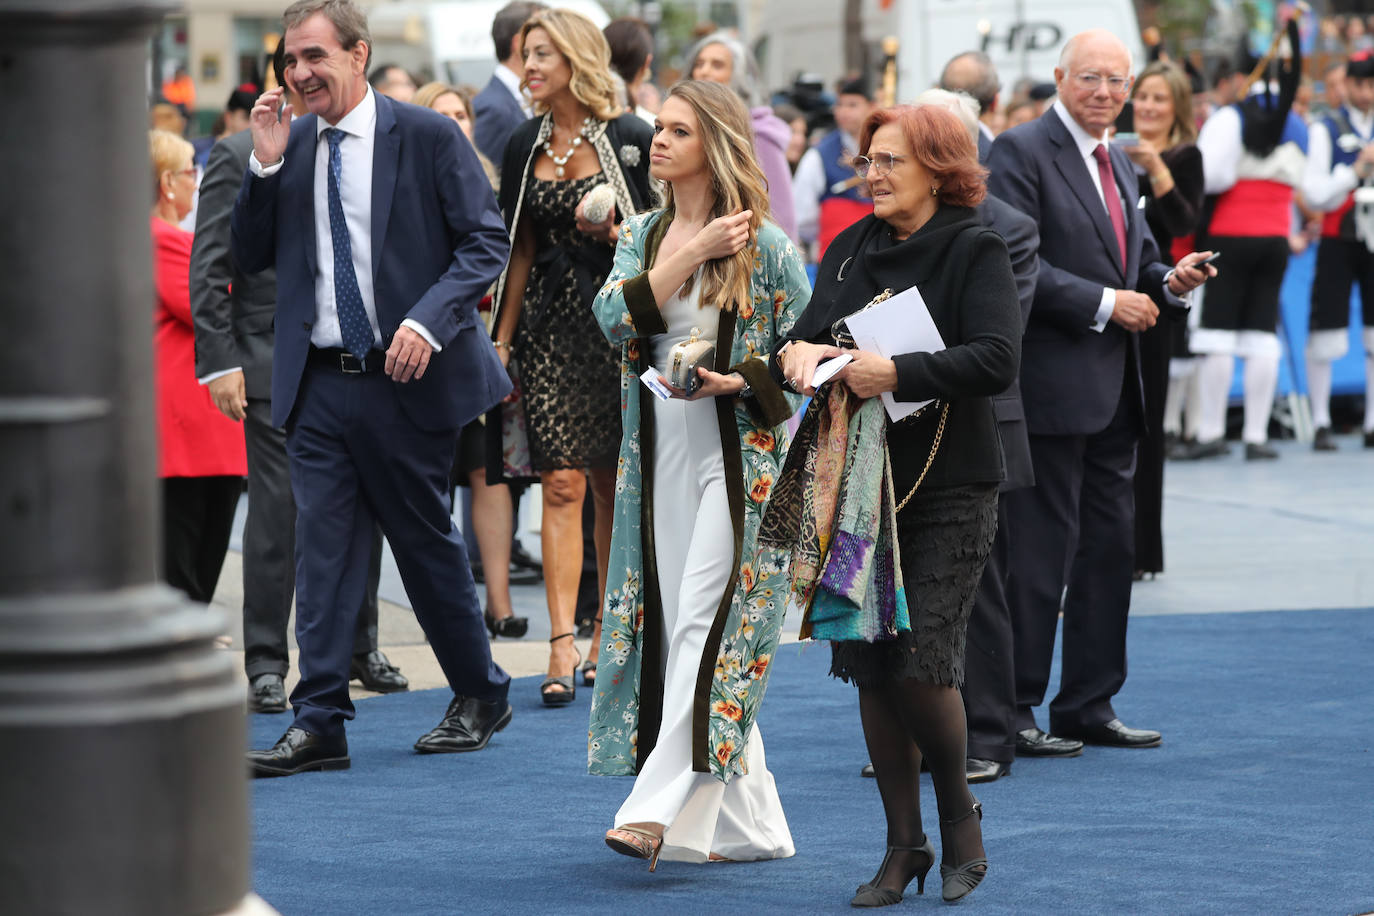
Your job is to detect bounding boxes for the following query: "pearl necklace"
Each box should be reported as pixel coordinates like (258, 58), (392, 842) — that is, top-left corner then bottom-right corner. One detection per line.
(542, 116), (596, 178)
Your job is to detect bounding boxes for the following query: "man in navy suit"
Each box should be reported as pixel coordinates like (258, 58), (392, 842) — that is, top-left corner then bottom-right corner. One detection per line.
(472, 1), (544, 165)
(988, 30), (1214, 752)
(233, 0), (514, 777)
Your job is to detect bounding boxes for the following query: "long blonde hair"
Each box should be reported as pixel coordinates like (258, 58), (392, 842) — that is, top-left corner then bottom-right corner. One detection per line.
(520, 9), (621, 121)
(661, 80), (771, 313)
(1132, 61), (1197, 147)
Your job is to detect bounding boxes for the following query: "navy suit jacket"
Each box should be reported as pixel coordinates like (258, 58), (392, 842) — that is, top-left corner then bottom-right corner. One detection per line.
(988, 109), (1174, 437)
(978, 193), (1038, 490)
(472, 73), (526, 165)
(231, 93), (512, 432)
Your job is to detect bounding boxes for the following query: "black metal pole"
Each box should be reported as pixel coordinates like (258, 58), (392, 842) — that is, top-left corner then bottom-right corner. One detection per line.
(0, 2), (251, 914)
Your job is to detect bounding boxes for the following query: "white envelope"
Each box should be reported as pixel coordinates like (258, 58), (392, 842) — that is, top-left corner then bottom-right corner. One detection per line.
(842, 285), (946, 421)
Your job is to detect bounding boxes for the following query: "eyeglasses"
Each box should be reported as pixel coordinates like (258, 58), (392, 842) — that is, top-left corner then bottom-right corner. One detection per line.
(852, 151), (906, 179)
(1071, 71), (1133, 96)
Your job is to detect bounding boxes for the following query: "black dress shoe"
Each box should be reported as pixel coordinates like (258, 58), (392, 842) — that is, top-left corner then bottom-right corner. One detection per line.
(247, 727), (349, 778)
(510, 542), (543, 576)
(247, 673), (287, 714)
(966, 757), (1010, 783)
(861, 759), (929, 778)
(1313, 426), (1338, 451)
(1058, 718), (1162, 748)
(413, 695), (512, 753)
(1015, 727), (1084, 758)
(350, 649), (409, 693)
(1244, 442), (1279, 461)
(1365, 429), (1374, 449)
(1181, 438), (1230, 460)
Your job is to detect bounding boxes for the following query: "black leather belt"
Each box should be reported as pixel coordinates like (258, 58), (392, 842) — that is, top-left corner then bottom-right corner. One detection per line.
(308, 346), (385, 374)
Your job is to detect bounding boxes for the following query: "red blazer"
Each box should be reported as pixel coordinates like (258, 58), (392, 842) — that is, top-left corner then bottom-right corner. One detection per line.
(153, 217), (246, 479)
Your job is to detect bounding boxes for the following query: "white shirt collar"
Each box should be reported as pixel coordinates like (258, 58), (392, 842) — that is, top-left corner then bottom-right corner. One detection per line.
(494, 64), (526, 107)
(1347, 105), (1374, 137)
(316, 84), (377, 139)
(1053, 98), (1110, 160)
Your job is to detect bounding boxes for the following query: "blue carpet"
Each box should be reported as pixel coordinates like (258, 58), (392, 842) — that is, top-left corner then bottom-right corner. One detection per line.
(249, 608), (1374, 915)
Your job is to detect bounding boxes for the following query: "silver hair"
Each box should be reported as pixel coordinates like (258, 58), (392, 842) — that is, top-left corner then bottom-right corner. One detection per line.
(1058, 30), (1133, 73)
(684, 31), (762, 107)
(913, 88), (982, 146)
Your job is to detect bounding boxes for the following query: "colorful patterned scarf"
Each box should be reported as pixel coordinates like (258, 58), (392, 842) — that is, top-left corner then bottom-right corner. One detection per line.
(757, 386), (910, 642)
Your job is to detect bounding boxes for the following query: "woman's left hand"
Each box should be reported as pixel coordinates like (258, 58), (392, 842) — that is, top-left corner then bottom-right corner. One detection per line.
(1123, 137), (1162, 173)
(662, 367), (745, 401)
(836, 349), (898, 399)
(575, 198), (617, 243)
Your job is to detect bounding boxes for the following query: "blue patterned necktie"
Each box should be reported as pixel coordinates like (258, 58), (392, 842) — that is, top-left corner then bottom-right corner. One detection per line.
(323, 128), (373, 360)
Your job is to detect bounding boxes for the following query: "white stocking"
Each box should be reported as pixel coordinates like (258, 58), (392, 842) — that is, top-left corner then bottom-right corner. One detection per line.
(1242, 352), (1280, 445)
(1307, 357), (1334, 429)
(1195, 353), (1235, 443)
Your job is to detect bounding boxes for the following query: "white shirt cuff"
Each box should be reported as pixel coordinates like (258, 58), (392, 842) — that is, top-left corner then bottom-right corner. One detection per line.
(401, 318), (442, 352)
(248, 151), (284, 177)
(198, 367), (243, 385)
(1090, 288), (1116, 333)
(1333, 163), (1361, 194)
(1161, 269), (1187, 307)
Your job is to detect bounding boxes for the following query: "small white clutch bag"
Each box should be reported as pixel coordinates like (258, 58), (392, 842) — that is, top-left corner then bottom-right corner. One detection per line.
(581, 183), (616, 225)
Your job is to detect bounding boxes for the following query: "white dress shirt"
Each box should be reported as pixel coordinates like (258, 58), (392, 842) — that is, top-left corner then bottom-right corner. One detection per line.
(1302, 105), (1374, 211)
(1052, 100), (1125, 332)
(249, 88), (438, 351)
(792, 130), (858, 246)
(494, 63), (532, 116)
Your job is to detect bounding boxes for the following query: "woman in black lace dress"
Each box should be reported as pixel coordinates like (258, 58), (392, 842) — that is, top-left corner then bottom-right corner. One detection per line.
(491, 8), (654, 705)
(1123, 62), (1205, 577)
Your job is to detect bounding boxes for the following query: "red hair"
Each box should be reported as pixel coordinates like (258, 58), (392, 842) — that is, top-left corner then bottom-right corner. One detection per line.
(858, 105), (987, 208)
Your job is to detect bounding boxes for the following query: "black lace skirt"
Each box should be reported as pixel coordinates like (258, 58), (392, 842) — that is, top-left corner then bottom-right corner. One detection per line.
(830, 483), (998, 688)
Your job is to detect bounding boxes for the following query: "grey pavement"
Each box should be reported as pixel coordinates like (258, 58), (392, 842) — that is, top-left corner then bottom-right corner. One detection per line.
(210, 433), (1374, 698)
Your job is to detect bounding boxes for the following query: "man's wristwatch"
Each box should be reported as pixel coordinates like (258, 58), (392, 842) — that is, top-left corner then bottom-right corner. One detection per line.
(731, 372), (752, 398)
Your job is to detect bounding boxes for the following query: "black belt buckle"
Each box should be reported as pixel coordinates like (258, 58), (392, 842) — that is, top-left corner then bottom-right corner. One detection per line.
(338, 352), (365, 374)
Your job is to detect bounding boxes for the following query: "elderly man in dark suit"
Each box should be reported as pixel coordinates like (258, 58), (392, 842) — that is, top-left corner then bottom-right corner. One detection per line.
(191, 43), (406, 718)
(233, 0), (513, 777)
(987, 30), (1214, 752)
(472, 1), (544, 165)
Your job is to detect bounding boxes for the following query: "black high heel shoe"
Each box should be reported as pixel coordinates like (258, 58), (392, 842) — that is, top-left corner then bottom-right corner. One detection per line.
(581, 617), (602, 686)
(939, 801), (987, 903)
(850, 837), (935, 907)
(540, 633), (579, 706)
(484, 612), (528, 639)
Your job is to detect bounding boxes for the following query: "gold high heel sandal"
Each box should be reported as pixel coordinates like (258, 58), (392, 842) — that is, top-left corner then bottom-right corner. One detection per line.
(605, 826), (664, 872)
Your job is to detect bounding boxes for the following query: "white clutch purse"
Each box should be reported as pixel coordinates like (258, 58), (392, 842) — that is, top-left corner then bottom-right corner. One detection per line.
(581, 183), (616, 225)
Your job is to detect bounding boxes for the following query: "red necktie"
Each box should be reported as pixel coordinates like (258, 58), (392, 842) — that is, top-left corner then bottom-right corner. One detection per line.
(1092, 143), (1128, 269)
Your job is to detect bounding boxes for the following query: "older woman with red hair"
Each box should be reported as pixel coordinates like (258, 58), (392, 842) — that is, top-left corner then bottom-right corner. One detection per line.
(774, 105), (1020, 906)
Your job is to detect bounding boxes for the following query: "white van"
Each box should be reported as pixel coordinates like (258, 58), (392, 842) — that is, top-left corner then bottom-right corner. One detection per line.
(895, 0), (1145, 101)
(367, 0), (611, 87)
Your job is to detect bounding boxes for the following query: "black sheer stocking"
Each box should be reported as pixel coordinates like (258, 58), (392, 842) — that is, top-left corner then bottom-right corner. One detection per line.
(864, 678), (986, 873)
(857, 686), (932, 894)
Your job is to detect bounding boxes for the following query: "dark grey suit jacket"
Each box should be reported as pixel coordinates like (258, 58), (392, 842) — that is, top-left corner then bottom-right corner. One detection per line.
(472, 73), (526, 166)
(988, 108), (1175, 438)
(978, 193), (1038, 491)
(191, 128), (277, 400)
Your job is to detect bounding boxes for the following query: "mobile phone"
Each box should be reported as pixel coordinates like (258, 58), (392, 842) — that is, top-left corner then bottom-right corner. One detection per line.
(1113, 131), (1140, 147)
(1199, 251), (1221, 266)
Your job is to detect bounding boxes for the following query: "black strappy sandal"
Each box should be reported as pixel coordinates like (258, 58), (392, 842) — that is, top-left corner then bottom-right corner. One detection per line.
(540, 633), (579, 707)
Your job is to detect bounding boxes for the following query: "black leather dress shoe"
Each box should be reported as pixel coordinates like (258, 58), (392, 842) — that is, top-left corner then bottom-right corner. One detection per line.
(413, 695), (512, 753)
(1015, 727), (1084, 758)
(1058, 718), (1162, 748)
(247, 673), (287, 714)
(1245, 442), (1279, 461)
(1313, 426), (1338, 451)
(350, 650), (409, 693)
(247, 727), (349, 778)
(966, 757), (1011, 783)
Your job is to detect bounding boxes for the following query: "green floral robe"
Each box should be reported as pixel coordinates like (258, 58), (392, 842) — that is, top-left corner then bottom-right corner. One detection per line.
(587, 211), (810, 782)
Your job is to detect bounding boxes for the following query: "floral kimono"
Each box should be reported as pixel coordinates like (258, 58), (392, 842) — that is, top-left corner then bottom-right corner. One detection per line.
(587, 210), (810, 781)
